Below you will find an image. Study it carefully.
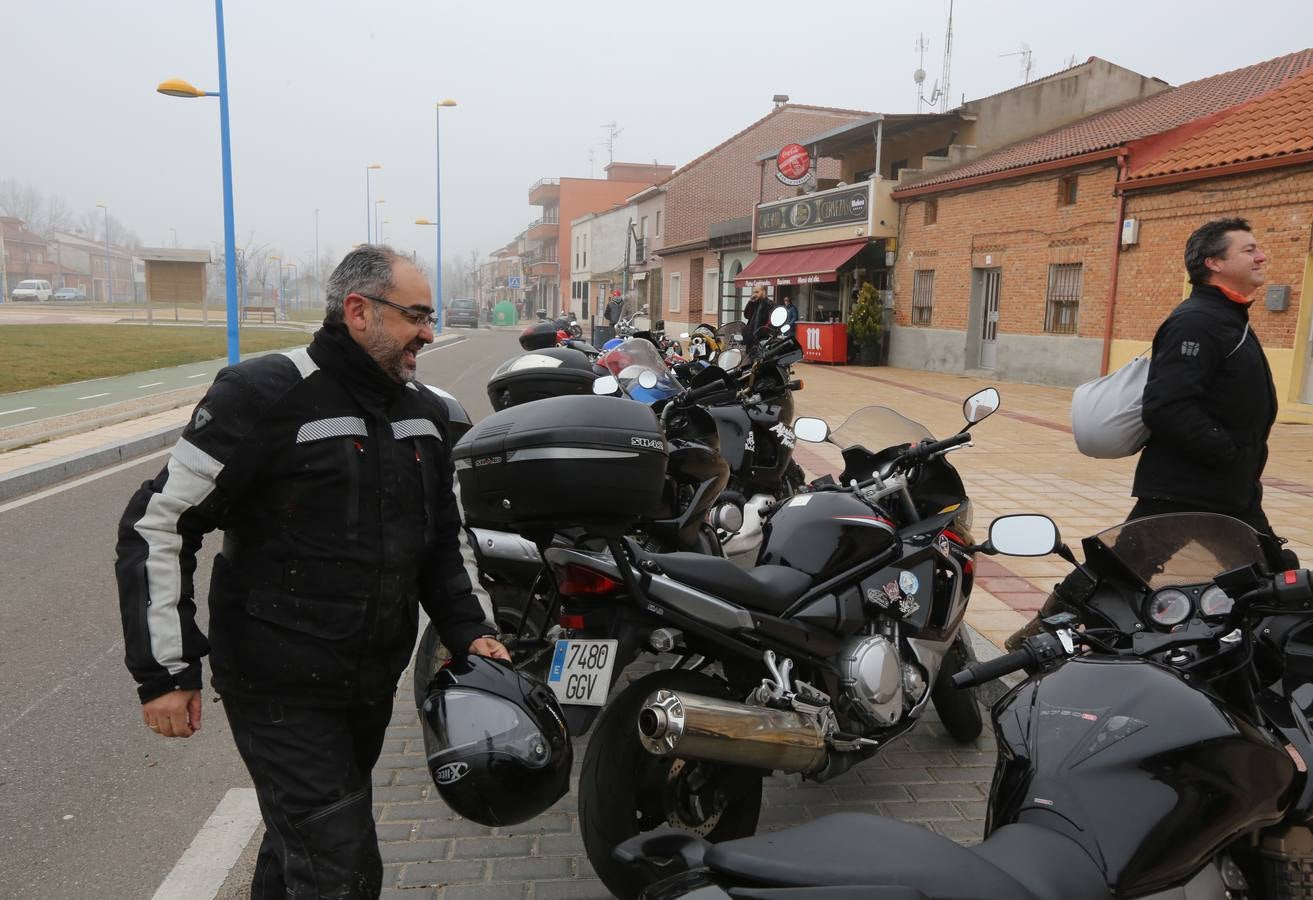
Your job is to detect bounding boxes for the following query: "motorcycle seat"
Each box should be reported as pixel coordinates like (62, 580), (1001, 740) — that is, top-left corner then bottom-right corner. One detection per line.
(643, 551), (812, 616)
(703, 813), (1107, 900)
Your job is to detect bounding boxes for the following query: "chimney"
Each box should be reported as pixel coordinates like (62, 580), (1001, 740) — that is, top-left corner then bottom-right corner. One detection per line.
(772, 94), (789, 108)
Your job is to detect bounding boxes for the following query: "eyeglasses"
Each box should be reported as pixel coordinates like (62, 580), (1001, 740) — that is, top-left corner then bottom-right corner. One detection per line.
(358, 293), (437, 327)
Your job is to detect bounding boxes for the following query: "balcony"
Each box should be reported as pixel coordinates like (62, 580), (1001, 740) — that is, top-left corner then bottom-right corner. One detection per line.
(524, 250), (559, 277)
(527, 215), (559, 243)
(529, 178), (560, 206)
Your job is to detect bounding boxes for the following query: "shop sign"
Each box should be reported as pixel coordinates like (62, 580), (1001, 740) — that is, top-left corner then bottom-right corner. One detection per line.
(776, 143), (811, 186)
(775, 274), (824, 285)
(757, 184), (871, 237)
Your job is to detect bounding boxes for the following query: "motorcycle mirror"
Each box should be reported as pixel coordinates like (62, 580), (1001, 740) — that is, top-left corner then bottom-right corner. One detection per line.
(792, 417), (829, 443)
(718, 348), (743, 370)
(592, 375), (620, 395)
(769, 306), (789, 327)
(963, 388), (1000, 425)
(680, 332), (690, 339)
(637, 370), (659, 390)
(987, 515), (1060, 557)
(779, 324), (792, 335)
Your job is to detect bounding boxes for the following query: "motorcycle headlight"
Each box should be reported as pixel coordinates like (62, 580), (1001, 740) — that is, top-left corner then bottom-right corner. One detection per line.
(1199, 585), (1234, 618)
(1146, 588), (1192, 627)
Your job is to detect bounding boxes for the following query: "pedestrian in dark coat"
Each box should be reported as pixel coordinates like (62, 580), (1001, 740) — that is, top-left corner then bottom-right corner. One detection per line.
(1129, 217), (1294, 568)
(115, 245), (509, 899)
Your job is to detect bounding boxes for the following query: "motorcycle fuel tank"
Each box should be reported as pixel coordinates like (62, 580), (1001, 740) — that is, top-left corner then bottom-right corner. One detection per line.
(758, 491), (898, 583)
(989, 656), (1296, 896)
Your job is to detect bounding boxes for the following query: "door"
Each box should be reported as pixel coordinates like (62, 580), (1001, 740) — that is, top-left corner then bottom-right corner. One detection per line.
(978, 269), (1001, 369)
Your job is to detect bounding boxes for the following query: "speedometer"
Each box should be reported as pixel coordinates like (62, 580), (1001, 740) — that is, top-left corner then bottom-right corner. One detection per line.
(1147, 589), (1192, 627)
(1199, 585), (1234, 618)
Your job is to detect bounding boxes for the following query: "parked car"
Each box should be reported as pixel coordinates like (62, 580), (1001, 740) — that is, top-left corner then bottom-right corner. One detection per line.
(11, 279), (52, 302)
(444, 297), (479, 328)
(52, 286), (87, 301)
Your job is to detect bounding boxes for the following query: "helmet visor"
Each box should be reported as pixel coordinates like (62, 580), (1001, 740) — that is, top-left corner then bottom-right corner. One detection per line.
(424, 688), (551, 769)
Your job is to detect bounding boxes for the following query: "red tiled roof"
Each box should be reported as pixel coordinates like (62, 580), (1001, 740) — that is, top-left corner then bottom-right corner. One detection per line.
(896, 48), (1313, 192)
(1127, 66), (1313, 180)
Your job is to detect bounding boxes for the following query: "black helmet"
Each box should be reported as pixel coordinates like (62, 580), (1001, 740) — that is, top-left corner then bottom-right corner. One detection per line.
(420, 655), (572, 827)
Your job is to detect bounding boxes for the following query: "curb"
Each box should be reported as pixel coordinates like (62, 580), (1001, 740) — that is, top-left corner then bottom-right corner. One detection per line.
(0, 422), (188, 502)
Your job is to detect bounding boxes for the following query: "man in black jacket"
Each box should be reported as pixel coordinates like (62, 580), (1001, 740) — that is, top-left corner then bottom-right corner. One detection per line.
(1130, 217), (1291, 567)
(115, 246), (508, 899)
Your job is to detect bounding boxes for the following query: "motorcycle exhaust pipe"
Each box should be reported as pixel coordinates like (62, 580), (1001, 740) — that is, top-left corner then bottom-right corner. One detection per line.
(637, 689), (827, 775)
(469, 528), (542, 566)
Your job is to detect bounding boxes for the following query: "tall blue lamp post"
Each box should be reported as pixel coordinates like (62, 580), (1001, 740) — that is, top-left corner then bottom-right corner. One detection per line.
(415, 99), (457, 335)
(157, 0), (240, 366)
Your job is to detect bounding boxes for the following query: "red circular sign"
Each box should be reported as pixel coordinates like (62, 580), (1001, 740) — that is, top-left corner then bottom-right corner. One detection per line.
(777, 143), (811, 181)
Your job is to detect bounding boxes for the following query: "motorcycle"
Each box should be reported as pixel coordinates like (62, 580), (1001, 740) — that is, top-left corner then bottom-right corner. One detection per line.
(621, 510), (1313, 900)
(533, 386), (1000, 897)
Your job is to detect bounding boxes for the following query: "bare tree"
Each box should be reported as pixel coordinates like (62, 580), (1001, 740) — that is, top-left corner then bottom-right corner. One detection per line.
(0, 178), (76, 236)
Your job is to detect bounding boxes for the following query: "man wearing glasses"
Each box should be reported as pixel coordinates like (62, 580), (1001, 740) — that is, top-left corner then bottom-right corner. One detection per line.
(115, 245), (508, 898)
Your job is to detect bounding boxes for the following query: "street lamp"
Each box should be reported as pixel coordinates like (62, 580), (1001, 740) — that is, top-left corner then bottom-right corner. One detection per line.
(379, 219), (390, 244)
(95, 202), (113, 303)
(156, 0), (240, 365)
(269, 254), (282, 318)
(365, 164), (381, 242)
(428, 99), (457, 334)
(374, 199), (386, 247)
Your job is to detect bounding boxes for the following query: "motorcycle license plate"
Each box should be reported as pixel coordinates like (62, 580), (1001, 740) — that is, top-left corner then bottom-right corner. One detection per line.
(546, 639), (618, 706)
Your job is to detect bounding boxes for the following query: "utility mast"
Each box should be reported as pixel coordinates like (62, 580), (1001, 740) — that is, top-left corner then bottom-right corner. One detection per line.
(601, 121), (624, 166)
(939, 0), (954, 113)
(914, 34), (930, 111)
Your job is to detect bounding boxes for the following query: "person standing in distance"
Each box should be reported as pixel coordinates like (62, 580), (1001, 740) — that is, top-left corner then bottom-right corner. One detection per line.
(1130, 217), (1294, 569)
(115, 245), (508, 899)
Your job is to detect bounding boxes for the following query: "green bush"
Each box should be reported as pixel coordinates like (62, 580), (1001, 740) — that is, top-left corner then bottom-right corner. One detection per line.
(847, 282), (882, 346)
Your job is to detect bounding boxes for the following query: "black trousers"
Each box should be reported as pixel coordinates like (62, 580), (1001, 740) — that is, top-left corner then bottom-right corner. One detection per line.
(1127, 497), (1297, 572)
(223, 697), (394, 900)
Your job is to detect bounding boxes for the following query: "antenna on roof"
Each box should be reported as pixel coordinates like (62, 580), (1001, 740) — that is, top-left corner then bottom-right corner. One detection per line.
(939, 0), (954, 113)
(601, 122), (624, 165)
(914, 34), (929, 111)
(1001, 42), (1034, 84)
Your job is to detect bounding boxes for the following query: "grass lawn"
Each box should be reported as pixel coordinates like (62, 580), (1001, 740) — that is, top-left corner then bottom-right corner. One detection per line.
(1, 325), (305, 393)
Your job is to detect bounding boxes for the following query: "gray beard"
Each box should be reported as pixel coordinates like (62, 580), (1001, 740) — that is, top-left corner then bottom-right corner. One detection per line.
(364, 329), (415, 383)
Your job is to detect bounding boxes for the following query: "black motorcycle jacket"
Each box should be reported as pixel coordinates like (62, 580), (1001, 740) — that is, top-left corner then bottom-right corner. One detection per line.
(115, 323), (495, 706)
(1133, 284), (1277, 513)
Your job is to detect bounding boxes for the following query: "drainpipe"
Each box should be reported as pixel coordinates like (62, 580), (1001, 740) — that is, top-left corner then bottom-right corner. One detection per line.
(873, 115), (884, 181)
(1100, 148), (1130, 375)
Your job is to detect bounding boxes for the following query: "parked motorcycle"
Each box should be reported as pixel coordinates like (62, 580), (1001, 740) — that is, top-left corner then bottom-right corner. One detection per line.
(483, 386), (1001, 897)
(620, 510), (1313, 900)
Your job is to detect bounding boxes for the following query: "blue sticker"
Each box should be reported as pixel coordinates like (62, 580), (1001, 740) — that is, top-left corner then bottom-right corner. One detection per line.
(548, 641), (568, 683)
(898, 571), (920, 595)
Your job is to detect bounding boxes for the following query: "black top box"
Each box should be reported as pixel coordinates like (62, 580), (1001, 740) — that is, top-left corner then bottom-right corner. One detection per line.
(454, 395), (668, 535)
(487, 347), (597, 411)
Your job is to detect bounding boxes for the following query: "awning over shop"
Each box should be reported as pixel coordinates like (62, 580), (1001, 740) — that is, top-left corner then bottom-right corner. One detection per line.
(733, 240), (866, 287)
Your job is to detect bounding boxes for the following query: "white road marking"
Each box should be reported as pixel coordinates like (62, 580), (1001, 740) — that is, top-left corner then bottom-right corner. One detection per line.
(0, 448), (171, 514)
(152, 789), (263, 900)
(0, 406), (37, 416)
(138, 382), (165, 389)
(187, 373), (210, 379)
(0, 640), (122, 737)
(76, 392), (112, 400)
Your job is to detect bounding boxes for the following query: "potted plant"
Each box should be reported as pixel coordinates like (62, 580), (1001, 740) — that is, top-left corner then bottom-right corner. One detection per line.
(847, 282), (883, 365)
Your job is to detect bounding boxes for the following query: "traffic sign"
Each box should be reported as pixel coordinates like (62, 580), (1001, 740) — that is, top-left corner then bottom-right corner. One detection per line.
(507, 275), (522, 289)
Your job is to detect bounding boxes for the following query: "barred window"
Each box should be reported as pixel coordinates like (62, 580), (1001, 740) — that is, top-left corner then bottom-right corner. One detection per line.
(1045, 263), (1082, 334)
(911, 270), (935, 326)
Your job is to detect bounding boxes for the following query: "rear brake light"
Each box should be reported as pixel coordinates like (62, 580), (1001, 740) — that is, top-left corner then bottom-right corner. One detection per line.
(550, 562), (624, 596)
(559, 613), (587, 630)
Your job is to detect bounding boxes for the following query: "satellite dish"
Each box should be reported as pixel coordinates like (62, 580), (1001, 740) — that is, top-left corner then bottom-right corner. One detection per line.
(913, 68), (926, 84)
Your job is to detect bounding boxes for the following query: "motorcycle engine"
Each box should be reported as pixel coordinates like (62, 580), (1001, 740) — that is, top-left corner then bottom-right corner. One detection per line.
(838, 635), (906, 729)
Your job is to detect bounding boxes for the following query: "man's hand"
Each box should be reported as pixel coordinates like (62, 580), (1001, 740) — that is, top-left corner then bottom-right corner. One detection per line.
(468, 636), (511, 662)
(142, 689), (202, 738)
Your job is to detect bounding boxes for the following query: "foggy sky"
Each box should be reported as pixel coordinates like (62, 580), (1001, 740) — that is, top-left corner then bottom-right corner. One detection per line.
(5, 0), (1308, 280)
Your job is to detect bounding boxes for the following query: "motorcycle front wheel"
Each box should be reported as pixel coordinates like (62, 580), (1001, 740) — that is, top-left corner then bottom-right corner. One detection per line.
(930, 632), (984, 742)
(579, 668), (764, 899)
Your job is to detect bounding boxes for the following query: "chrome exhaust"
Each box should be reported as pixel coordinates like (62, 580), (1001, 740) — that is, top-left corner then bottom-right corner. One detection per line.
(637, 689), (827, 775)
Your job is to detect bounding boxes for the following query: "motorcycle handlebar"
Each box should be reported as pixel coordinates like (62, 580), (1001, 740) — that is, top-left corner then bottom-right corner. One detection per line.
(951, 647), (1032, 688)
(905, 432), (972, 464)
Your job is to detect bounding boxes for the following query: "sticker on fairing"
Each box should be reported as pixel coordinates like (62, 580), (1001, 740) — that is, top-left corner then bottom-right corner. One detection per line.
(899, 571), (920, 595)
(788, 494), (813, 507)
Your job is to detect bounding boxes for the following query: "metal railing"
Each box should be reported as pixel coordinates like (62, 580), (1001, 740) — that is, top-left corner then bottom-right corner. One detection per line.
(529, 177), (560, 194)
(528, 215), (559, 228)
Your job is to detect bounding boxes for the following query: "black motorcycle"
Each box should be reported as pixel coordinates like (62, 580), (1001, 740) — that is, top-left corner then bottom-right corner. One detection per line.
(620, 511), (1313, 900)
(492, 387), (1002, 898)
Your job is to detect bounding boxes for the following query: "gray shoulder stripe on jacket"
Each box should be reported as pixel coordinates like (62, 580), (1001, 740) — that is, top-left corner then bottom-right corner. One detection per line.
(296, 416), (368, 443)
(453, 478), (496, 627)
(135, 437), (224, 676)
(281, 347), (319, 379)
(392, 419), (442, 441)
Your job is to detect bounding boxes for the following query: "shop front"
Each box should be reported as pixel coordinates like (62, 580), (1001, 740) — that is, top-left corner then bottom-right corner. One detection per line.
(735, 179), (895, 363)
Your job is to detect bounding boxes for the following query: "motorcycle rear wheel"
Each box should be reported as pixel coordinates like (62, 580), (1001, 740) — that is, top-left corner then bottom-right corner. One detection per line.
(579, 668), (763, 899)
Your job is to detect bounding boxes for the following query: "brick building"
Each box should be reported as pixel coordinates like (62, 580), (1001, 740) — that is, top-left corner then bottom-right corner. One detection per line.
(524, 162), (672, 318)
(653, 103), (870, 334)
(1, 217), (58, 298)
(1112, 65), (1313, 422)
(889, 49), (1313, 387)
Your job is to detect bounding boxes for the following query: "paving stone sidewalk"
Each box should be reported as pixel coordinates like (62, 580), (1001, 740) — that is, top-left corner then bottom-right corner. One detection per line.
(370, 665), (996, 900)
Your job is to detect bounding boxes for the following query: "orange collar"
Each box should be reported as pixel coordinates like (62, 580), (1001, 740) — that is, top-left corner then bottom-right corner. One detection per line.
(1215, 283), (1253, 304)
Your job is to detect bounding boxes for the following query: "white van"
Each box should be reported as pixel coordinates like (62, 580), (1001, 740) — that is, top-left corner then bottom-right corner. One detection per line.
(11, 279), (53, 302)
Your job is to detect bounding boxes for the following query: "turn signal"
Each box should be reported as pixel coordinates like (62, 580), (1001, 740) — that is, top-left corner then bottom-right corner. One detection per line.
(551, 562), (624, 597)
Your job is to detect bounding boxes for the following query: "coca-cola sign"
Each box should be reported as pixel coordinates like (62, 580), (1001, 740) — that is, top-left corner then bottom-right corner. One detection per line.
(776, 143), (811, 186)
